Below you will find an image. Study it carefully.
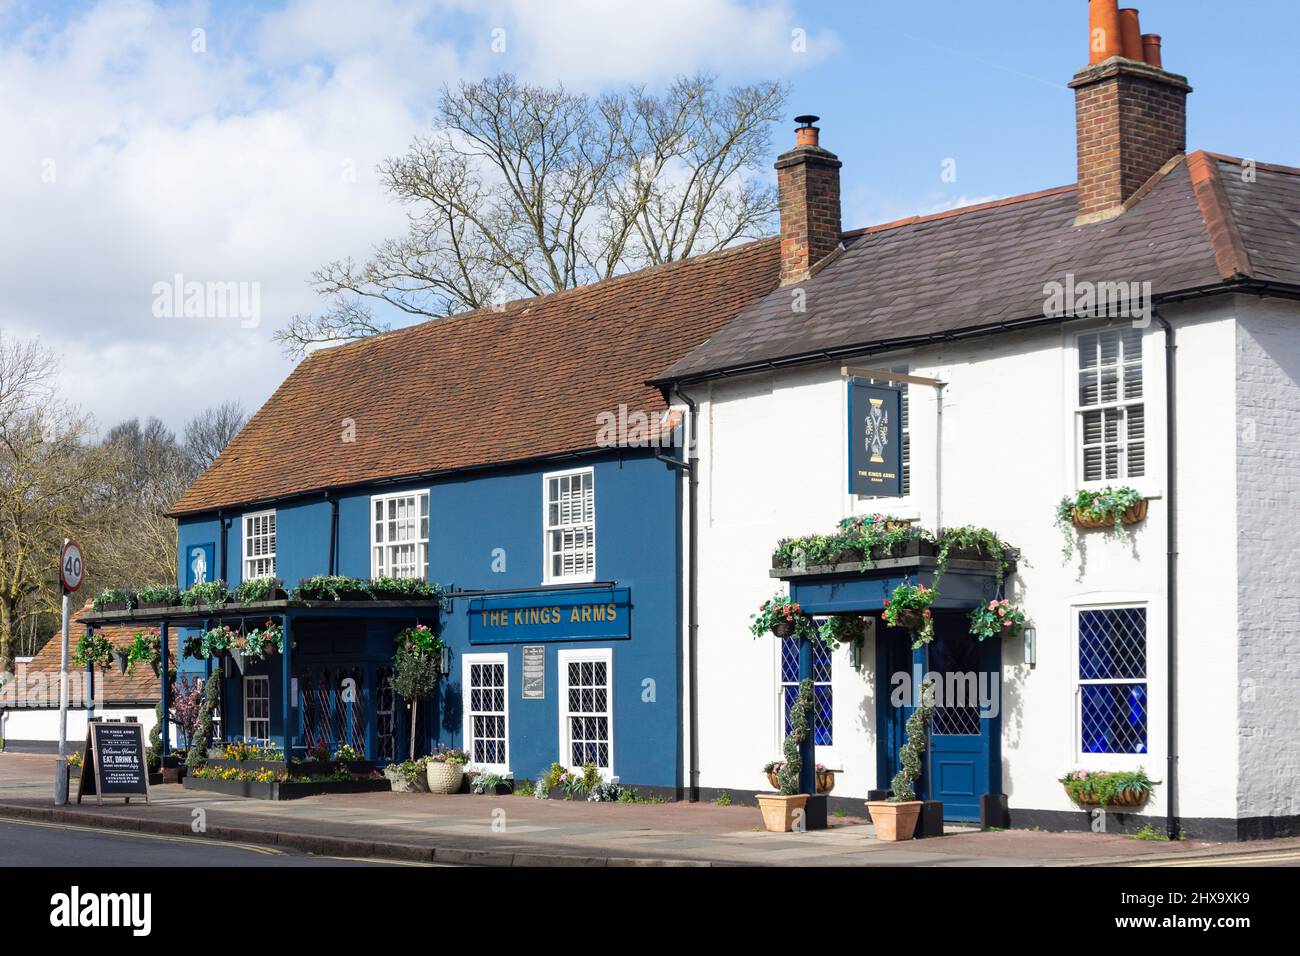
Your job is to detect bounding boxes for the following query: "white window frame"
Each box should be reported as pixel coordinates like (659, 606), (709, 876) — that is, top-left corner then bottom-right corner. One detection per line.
(241, 510), (276, 581)
(462, 652), (510, 773)
(542, 467), (596, 585)
(1071, 600), (1150, 768)
(776, 637), (833, 757)
(370, 490), (429, 581)
(557, 648), (613, 776)
(243, 675), (270, 743)
(1072, 326), (1147, 489)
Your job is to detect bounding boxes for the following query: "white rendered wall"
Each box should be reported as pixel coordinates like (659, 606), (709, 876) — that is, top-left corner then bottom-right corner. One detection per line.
(690, 297), (1243, 821)
(0, 706), (160, 744)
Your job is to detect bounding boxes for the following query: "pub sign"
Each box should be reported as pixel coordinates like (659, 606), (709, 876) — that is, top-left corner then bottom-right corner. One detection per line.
(848, 380), (903, 498)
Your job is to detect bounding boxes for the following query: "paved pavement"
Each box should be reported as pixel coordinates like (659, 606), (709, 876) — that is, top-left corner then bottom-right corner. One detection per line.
(1, 752), (1295, 867)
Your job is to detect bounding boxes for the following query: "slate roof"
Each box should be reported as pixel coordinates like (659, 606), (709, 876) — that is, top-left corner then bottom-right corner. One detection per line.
(172, 239), (780, 515)
(654, 151), (1300, 383)
(16, 603), (179, 705)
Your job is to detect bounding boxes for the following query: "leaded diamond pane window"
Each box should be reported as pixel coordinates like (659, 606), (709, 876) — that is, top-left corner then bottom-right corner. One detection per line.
(1078, 607), (1148, 754)
(780, 637), (832, 746)
(466, 659), (507, 767)
(562, 655), (610, 771)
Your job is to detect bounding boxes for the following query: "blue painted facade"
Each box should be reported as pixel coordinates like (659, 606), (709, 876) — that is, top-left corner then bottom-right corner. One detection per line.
(175, 449), (683, 790)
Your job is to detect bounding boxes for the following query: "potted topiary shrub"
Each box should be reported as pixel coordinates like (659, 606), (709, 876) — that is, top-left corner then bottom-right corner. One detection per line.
(424, 746), (470, 794)
(866, 680), (935, 841)
(756, 679), (814, 831)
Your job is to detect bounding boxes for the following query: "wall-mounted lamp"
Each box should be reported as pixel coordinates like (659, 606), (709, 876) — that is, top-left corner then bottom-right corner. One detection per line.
(1023, 626), (1037, 668)
(439, 644), (452, 676)
(849, 640), (862, 669)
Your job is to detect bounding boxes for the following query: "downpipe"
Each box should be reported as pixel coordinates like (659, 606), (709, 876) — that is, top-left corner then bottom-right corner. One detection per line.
(656, 385), (700, 803)
(1156, 311), (1179, 840)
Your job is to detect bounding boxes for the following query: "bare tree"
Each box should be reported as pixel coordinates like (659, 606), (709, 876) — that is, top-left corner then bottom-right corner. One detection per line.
(0, 334), (111, 675)
(183, 400), (246, 473)
(276, 73), (786, 355)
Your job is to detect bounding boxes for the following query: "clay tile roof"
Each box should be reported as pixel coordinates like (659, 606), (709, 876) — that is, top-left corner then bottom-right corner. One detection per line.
(172, 239), (781, 515)
(18, 602), (179, 704)
(655, 152), (1300, 383)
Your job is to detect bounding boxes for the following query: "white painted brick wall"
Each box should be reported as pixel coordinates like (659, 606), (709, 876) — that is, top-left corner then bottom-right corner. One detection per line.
(1236, 297), (1300, 818)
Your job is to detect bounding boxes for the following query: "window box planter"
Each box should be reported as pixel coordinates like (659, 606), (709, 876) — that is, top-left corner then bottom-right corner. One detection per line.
(870, 539), (938, 561)
(756, 793), (808, 832)
(1072, 498), (1148, 530)
(183, 775), (390, 800)
(865, 800), (923, 841)
(1062, 785), (1148, 808)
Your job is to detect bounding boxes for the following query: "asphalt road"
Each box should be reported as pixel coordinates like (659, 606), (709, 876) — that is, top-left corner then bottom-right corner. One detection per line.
(0, 818), (428, 867)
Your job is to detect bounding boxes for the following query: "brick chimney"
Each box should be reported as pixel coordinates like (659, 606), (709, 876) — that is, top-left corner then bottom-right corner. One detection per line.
(775, 115), (842, 285)
(1070, 2), (1192, 224)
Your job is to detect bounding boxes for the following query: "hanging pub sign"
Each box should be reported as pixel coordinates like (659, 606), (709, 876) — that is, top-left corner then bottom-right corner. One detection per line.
(77, 720), (150, 806)
(848, 380), (903, 497)
(469, 588), (631, 644)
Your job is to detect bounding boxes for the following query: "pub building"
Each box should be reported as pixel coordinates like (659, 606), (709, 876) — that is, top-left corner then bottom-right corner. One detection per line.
(77, 4), (1300, 839)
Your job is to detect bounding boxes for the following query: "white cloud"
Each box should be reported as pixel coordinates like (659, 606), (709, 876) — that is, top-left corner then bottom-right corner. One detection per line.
(0, 0), (835, 434)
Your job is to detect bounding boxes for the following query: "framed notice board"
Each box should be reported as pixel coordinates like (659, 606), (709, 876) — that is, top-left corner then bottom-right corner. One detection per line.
(77, 720), (150, 805)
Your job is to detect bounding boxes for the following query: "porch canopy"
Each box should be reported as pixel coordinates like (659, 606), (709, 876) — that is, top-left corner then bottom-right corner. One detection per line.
(771, 553), (1010, 613)
(79, 598), (441, 758)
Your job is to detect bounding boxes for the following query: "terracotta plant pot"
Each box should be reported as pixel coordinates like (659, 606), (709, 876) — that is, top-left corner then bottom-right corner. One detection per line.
(1073, 499), (1148, 530)
(865, 800), (923, 841)
(425, 761), (465, 794)
(756, 793), (809, 832)
(770, 621), (796, 638)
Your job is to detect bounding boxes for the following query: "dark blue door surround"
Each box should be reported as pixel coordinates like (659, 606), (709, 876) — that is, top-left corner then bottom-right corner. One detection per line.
(876, 615), (1002, 822)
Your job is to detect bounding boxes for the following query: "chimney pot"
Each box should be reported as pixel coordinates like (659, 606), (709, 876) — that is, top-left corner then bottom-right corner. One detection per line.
(1141, 33), (1163, 68)
(1118, 8), (1144, 60)
(1089, 0), (1123, 64)
(794, 114), (820, 147)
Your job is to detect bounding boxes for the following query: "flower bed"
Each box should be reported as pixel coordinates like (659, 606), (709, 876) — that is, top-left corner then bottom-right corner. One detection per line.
(184, 766), (389, 800)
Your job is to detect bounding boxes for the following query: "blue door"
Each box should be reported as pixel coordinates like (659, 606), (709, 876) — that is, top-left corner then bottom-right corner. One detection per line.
(878, 615), (1000, 822)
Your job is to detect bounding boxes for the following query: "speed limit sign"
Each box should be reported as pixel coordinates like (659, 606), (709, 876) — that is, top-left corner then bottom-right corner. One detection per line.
(60, 539), (85, 593)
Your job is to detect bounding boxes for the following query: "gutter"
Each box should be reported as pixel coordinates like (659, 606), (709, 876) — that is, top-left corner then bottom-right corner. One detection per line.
(1156, 310), (1180, 840)
(654, 384), (700, 803)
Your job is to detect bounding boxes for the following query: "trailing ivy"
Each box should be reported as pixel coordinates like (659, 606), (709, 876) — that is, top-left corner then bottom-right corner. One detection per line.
(934, 525), (1016, 588)
(889, 680), (936, 803)
(776, 679), (814, 796)
(185, 674), (222, 770)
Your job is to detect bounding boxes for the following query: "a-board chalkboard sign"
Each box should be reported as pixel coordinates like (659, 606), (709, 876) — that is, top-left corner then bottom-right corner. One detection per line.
(77, 720), (150, 805)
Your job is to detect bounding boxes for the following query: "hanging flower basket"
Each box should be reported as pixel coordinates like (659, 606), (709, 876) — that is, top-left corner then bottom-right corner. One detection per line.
(112, 648), (129, 675)
(749, 595), (815, 642)
(763, 762), (836, 794)
(969, 600), (1027, 642)
(1073, 498), (1148, 530)
(883, 582), (935, 649)
(1059, 768), (1156, 808)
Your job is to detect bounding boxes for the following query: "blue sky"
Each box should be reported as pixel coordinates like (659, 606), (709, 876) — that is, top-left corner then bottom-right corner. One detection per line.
(0, 0), (1294, 428)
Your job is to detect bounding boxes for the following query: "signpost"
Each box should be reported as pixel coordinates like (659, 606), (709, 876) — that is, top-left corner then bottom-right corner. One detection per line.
(54, 538), (84, 806)
(77, 721), (150, 805)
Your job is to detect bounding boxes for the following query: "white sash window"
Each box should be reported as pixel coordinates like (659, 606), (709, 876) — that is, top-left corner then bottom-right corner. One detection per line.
(372, 491), (429, 580)
(543, 468), (595, 583)
(242, 510), (276, 580)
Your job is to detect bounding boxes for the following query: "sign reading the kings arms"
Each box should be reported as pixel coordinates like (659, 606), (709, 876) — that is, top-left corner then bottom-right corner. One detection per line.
(469, 587), (631, 644)
(848, 380), (904, 498)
